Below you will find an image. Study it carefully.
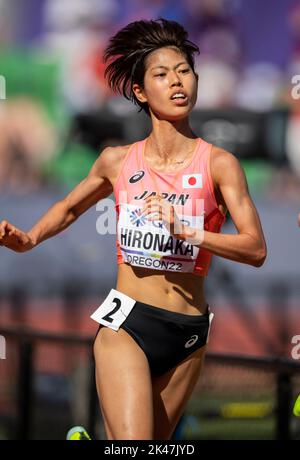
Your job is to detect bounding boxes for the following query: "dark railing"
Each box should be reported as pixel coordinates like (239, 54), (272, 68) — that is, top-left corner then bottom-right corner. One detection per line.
(1, 326), (300, 440)
(0, 326), (96, 440)
(205, 352), (300, 440)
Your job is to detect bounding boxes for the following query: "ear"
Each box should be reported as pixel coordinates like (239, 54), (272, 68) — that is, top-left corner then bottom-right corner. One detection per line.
(132, 83), (147, 103)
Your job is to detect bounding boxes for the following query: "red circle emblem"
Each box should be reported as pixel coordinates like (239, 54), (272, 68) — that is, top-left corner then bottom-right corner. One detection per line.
(188, 176), (196, 186)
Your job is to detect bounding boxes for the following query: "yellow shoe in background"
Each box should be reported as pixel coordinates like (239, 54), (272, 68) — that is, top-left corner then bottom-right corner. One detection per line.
(66, 426), (92, 440)
(293, 394), (300, 417)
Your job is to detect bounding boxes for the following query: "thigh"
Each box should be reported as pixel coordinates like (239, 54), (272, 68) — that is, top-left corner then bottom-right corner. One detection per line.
(152, 345), (207, 440)
(94, 326), (154, 440)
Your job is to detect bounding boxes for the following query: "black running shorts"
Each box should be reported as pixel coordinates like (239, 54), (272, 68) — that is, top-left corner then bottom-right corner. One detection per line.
(95, 299), (213, 376)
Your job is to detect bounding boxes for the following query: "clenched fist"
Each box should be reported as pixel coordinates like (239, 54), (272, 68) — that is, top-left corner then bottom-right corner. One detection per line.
(0, 220), (35, 253)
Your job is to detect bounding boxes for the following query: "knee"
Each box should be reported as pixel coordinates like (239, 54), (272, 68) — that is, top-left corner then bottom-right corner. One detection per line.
(126, 426), (154, 440)
(111, 424), (154, 440)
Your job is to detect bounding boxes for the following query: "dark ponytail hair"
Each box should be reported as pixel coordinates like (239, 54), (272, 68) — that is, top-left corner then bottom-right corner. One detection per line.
(103, 18), (199, 115)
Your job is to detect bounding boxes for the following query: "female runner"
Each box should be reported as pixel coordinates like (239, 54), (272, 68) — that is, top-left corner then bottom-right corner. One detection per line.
(0, 18), (267, 440)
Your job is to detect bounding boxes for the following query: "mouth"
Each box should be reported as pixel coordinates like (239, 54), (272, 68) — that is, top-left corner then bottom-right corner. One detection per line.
(170, 92), (188, 106)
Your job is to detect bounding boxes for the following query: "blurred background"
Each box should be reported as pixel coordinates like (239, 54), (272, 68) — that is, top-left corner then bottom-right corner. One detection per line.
(0, 0), (300, 441)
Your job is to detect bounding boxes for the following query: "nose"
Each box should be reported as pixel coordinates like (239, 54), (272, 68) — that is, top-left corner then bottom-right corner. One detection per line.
(170, 71), (182, 87)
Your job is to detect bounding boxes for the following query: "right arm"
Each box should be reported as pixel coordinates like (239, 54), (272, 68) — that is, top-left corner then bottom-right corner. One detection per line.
(0, 147), (114, 252)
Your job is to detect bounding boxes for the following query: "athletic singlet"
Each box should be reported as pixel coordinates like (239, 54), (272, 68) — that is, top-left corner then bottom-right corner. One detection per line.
(113, 137), (226, 276)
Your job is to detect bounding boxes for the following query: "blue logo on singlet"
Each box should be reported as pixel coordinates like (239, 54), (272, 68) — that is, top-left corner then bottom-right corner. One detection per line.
(129, 208), (147, 227)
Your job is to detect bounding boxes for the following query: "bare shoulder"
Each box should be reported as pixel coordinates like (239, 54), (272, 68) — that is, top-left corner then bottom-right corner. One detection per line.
(100, 143), (132, 160)
(94, 143), (133, 184)
(211, 145), (240, 171)
(98, 143), (132, 167)
(210, 145), (244, 186)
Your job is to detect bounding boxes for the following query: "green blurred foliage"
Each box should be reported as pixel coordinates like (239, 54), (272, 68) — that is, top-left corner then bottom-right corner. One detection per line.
(43, 142), (96, 190)
(0, 48), (68, 127)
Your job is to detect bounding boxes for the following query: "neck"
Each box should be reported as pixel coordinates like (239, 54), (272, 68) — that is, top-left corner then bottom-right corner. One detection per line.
(148, 117), (197, 162)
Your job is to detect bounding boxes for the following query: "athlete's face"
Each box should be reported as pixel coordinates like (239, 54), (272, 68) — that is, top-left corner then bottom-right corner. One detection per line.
(133, 47), (198, 121)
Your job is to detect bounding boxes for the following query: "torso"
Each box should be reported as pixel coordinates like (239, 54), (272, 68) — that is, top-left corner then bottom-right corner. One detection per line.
(104, 141), (226, 316)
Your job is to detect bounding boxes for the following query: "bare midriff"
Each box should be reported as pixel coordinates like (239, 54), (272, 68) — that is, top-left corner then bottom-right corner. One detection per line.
(116, 262), (207, 315)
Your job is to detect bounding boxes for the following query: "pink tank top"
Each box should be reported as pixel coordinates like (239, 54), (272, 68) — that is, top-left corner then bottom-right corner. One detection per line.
(114, 137), (226, 276)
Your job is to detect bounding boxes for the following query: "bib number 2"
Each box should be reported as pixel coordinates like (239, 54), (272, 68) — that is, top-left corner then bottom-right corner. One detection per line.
(90, 289), (137, 331)
(102, 297), (121, 323)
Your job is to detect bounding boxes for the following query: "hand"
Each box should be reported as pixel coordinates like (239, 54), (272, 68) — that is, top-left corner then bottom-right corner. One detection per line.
(141, 193), (180, 234)
(140, 193), (202, 244)
(0, 220), (35, 253)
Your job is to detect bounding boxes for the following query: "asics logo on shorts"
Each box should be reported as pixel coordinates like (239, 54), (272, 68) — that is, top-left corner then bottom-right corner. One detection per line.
(184, 334), (199, 348)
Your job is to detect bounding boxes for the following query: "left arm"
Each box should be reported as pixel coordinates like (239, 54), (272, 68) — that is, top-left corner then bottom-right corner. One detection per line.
(181, 148), (267, 267)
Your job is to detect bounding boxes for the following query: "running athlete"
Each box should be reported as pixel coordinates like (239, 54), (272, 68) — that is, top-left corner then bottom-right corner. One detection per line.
(0, 19), (267, 440)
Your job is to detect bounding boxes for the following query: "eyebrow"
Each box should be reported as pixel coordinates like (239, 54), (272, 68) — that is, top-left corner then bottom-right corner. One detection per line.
(150, 61), (188, 71)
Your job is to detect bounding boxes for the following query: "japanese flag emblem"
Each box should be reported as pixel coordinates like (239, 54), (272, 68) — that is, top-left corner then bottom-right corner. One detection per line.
(182, 174), (202, 189)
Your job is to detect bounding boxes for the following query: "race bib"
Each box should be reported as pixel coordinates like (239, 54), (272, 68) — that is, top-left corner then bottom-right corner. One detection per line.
(118, 203), (203, 273)
(90, 289), (136, 331)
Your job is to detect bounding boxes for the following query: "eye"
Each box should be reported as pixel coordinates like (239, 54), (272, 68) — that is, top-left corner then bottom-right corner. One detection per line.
(155, 73), (166, 77)
(180, 68), (190, 73)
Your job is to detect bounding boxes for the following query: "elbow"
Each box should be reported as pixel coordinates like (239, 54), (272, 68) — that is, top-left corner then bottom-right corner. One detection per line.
(250, 246), (267, 268)
(68, 207), (79, 222)
(62, 200), (78, 223)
